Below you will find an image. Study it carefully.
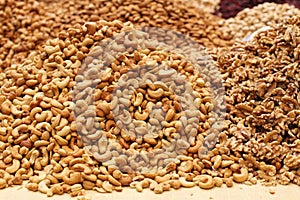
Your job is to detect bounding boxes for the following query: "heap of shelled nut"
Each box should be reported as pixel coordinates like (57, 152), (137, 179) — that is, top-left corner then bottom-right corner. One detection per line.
(0, 19), (224, 196)
(0, 15), (299, 197)
(217, 3), (300, 41)
(0, 0), (299, 198)
(215, 0), (300, 19)
(216, 16), (300, 186)
(0, 0), (233, 70)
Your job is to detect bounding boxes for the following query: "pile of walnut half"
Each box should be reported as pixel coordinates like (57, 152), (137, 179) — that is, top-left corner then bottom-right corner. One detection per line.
(217, 16), (300, 186)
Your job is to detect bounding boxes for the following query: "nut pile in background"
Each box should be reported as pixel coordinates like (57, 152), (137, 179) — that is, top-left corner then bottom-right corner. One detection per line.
(0, 0), (232, 70)
(0, 0), (299, 198)
(218, 3), (300, 41)
(215, 0), (300, 19)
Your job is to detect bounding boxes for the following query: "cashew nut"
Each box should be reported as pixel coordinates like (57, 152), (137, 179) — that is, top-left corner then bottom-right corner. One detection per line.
(233, 167), (249, 183)
(6, 159), (20, 174)
(102, 181), (113, 193)
(38, 179), (51, 194)
(198, 175), (215, 189)
(147, 88), (164, 99)
(0, 179), (6, 189)
(62, 172), (82, 185)
(179, 177), (194, 188)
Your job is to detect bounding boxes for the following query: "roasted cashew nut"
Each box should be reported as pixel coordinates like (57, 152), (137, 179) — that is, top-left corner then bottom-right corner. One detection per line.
(198, 175), (215, 189)
(233, 167), (249, 183)
(6, 159), (20, 174)
(179, 177), (194, 188)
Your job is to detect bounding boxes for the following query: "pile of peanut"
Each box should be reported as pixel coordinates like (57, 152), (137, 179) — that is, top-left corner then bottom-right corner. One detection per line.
(0, 0), (299, 198)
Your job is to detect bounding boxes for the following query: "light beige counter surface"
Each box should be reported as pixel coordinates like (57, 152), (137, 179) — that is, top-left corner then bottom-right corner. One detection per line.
(1, 183), (299, 200)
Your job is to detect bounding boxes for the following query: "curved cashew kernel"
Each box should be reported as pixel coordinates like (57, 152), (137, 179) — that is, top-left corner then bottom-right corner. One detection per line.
(0, 170), (11, 182)
(40, 147), (49, 166)
(102, 181), (113, 193)
(135, 127), (148, 135)
(148, 88), (164, 99)
(133, 93), (143, 107)
(62, 172), (82, 185)
(11, 146), (22, 160)
(46, 174), (59, 184)
(118, 110), (132, 125)
(51, 184), (64, 195)
(1, 100), (11, 114)
(29, 173), (46, 184)
(0, 179), (6, 189)
(198, 175), (215, 189)
(12, 124), (28, 138)
(6, 159), (20, 174)
(11, 176), (23, 185)
(56, 76), (70, 89)
(69, 158), (85, 167)
(233, 167), (248, 183)
(179, 177), (194, 188)
(28, 150), (39, 164)
(57, 126), (71, 137)
(97, 101), (111, 114)
(50, 99), (64, 109)
(161, 182), (171, 191)
(221, 160), (235, 168)
(70, 184), (82, 192)
(83, 180), (95, 190)
(112, 170), (122, 179)
(26, 182), (38, 192)
(176, 139), (190, 150)
(118, 175), (132, 186)
(134, 181), (143, 192)
(224, 178), (233, 187)
(212, 155), (222, 170)
(165, 109), (175, 122)
(56, 118), (68, 130)
(54, 135), (68, 146)
(214, 177), (223, 187)
(35, 122), (52, 132)
(51, 114), (61, 129)
(35, 111), (48, 122)
(82, 173), (97, 182)
(98, 136), (108, 154)
(164, 127), (176, 137)
(154, 183), (163, 194)
(38, 179), (51, 194)
(108, 175), (121, 186)
(34, 140), (50, 148)
(53, 167), (69, 180)
(45, 45), (60, 55)
(178, 160), (193, 173)
(134, 110), (149, 121)
(15, 168), (27, 178)
(144, 135), (157, 145)
(188, 140), (202, 154)
(11, 119), (22, 129)
(11, 105), (23, 115)
(168, 180), (181, 189)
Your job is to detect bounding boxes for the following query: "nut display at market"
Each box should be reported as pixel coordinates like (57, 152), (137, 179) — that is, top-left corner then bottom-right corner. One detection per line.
(0, 0), (299, 199)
